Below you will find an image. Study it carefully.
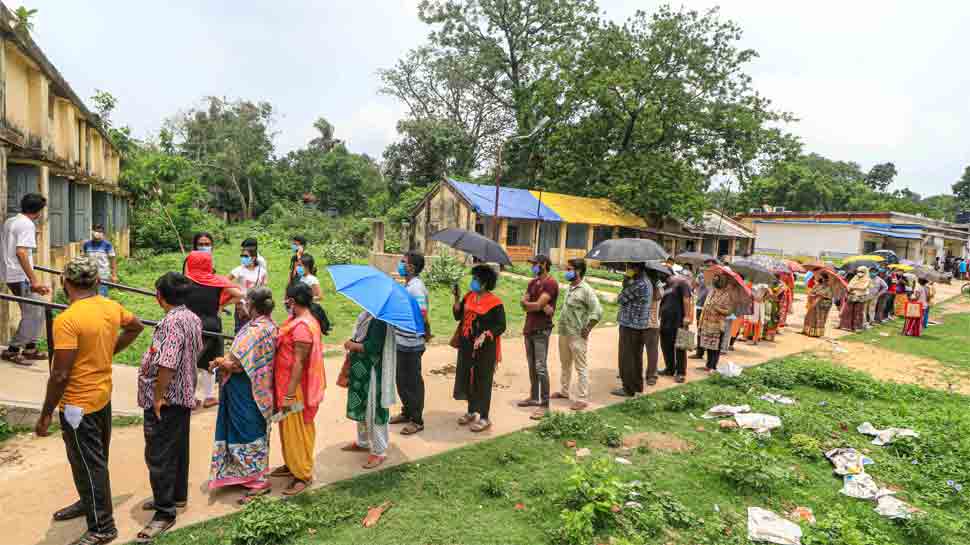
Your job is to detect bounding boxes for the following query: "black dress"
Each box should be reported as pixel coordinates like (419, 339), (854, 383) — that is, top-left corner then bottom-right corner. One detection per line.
(452, 295), (506, 420)
(185, 283), (225, 370)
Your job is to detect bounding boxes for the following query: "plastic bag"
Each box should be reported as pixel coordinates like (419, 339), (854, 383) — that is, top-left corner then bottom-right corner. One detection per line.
(717, 361), (743, 377)
(825, 448), (874, 476)
(760, 393), (796, 405)
(874, 495), (920, 520)
(735, 413), (782, 435)
(840, 473), (894, 500)
(702, 404), (751, 419)
(857, 422), (919, 446)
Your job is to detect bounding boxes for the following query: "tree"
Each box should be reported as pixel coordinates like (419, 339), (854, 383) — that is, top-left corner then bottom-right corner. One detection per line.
(308, 117), (339, 152)
(542, 6), (796, 220)
(417, 0), (599, 179)
(165, 97), (276, 220)
(379, 46), (512, 168)
(865, 162), (897, 192)
(953, 166), (970, 208)
(382, 117), (475, 191)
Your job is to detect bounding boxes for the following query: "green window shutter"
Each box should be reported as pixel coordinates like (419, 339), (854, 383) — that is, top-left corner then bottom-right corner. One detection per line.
(6, 165), (39, 219)
(70, 183), (91, 242)
(48, 176), (69, 247)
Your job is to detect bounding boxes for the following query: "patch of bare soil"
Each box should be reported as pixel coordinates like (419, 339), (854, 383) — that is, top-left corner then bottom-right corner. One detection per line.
(815, 344), (970, 395)
(0, 444), (23, 467)
(621, 432), (693, 452)
(941, 298), (970, 315)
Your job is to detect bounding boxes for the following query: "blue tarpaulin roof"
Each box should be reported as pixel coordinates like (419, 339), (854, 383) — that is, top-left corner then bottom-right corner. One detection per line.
(448, 178), (562, 221)
(862, 228), (922, 240)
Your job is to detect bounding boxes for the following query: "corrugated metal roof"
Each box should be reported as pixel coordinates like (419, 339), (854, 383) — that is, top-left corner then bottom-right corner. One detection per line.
(448, 179), (562, 221)
(528, 191), (646, 227)
(688, 212), (754, 238)
(862, 228), (922, 240)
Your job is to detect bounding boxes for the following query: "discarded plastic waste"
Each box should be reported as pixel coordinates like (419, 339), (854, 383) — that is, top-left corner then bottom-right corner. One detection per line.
(825, 448), (873, 476)
(703, 404), (751, 419)
(875, 495), (920, 519)
(615, 457), (632, 465)
(760, 393), (796, 405)
(717, 361), (743, 378)
(787, 506), (816, 525)
(734, 413), (783, 435)
(624, 501), (642, 509)
(840, 473), (894, 500)
(857, 422), (919, 446)
(747, 507), (802, 545)
(575, 447), (591, 458)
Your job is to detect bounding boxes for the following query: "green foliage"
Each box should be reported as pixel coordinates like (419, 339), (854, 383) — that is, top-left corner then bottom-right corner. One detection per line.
(230, 497), (309, 545)
(479, 472), (512, 499)
(13, 6), (37, 32)
(383, 117), (476, 190)
(424, 254), (465, 287)
(0, 417), (14, 442)
(788, 433), (823, 459)
(536, 411), (605, 442)
(953, 166), (970, 209)
(662, 388), (710, 412)
(556, 458), (625, 545)
(717, 434), (795, 493)
(318, 241), (362, 265)
(385, 185), (431, 226)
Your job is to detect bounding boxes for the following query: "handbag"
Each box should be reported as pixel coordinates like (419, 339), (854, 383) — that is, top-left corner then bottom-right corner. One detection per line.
(449, 322), (462, 349)
(675, 327), (695, 351)
(904, 302), (923, 319)
(337, 354), (351, 388)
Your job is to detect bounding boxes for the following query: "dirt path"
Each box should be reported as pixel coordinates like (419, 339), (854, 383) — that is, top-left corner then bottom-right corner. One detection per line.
(0, 282), (961, 545)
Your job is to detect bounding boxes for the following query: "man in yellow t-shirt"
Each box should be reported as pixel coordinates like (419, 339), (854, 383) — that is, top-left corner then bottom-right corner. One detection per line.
(34, 256), (144, 545)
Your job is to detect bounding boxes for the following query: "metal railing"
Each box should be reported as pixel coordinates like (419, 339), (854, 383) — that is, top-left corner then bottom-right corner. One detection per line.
(34, 265), (156, 297)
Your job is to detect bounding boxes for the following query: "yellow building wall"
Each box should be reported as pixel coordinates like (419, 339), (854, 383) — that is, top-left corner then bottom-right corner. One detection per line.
(4, 45), (29, 135)
(413, 183), (473, 257)
(27, 68), (48, 145)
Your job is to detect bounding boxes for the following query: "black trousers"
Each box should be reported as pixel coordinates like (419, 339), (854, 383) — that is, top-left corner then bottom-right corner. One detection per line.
(396, 349), (426, 426)
(706, 334), (724, 370)
(618, 326), (647, 394)
(61, 403), (115, 535)
(467, 356), (496, 420)
(144, 405), (191, 521)
(660, 328), (687, 376)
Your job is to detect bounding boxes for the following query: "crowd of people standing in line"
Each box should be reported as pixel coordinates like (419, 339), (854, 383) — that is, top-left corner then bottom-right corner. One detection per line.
(0, 189), (946, 545)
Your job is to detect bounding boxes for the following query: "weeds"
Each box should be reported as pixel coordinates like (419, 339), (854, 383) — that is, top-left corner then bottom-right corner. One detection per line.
(230, 497), (309, 545)
(480, 473), (512, 499)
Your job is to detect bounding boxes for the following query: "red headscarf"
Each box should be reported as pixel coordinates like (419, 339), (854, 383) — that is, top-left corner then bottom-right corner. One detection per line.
(184, 251), (237, 305)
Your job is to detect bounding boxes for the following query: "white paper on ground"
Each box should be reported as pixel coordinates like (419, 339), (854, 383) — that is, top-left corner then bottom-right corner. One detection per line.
(841, 473), (895, 500)
(735, 413), (782, 435)
(702, 404), (751, 419)
(747, 507), (802, 545)
(874, 495), (920, 519)
(825, 448), (873, 476)
(62, 404), (84, 430)
(857, 422), (919, 446)
(760, 393), (796, 405)
(717, 361), (743, 377)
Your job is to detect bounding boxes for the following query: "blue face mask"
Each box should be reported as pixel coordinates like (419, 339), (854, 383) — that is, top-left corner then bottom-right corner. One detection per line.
(470, 278), (482, 293)
(397, 262), (408, 277)
(198, 245), (212, 254)
(532, 265), (542, 276)
(295, 266), (305, 277)
(241, 256), (253, 267)
(291, 243), (300, 253)
(564, 270), (576, 281)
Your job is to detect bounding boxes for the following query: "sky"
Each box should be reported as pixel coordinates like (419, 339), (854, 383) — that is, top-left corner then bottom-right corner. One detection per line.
(26, 0), (970, 196)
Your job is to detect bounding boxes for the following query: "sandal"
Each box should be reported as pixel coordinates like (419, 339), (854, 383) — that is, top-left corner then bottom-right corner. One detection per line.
(71, 529), (118, 545)
(340, 442), (369, 452)
(281, 479), (310, 496)
(570, 401), (588, 411)
(237, 487), (271, 505)
(470, 419), (492, 433)
(21, 350), (48, 361)
(135, 517), (175, 543)
(549, 392), (569, 400)
(142, 499), (187, 511)
(202, 398), (219, 408)
(2, 352), (33, 367)
(388, 414), (410, 425)
(457, 413), (479, 426)
(675, 375), (686, 384)
(269, 465), (293, 477)
(400, 423), (424, 435)
(53, 501), (85, 521)
(529, 408), (548, 421)
(363, 455), (386, 469)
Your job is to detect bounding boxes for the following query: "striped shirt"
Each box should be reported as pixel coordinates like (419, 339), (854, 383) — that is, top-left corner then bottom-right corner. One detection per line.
(395, 277), (429, 351)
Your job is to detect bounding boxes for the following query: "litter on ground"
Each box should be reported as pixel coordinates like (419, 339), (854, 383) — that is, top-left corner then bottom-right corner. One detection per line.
(717, 361), (744, 377)
(857, 422), (919, 446)
(615, 457), (632, 465)
(760, 393), (796, 405)
(575, 448), (591, 458)
(874, 495), (921, 520)
(747, 507), (802, 545)
(702, 404), (751, 419)
(825, 448), (875, 476)
(787, 506), (816, 525)
(840, 473), (894, 501)
(734, 413), (782, 435)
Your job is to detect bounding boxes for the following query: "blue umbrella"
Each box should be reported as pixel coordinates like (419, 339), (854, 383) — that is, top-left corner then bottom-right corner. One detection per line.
(327, 265), (425, 334)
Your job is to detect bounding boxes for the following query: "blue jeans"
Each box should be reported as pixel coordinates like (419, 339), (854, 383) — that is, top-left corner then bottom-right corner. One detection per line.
(923, 308), (929, 328)
(97, 285), (109, 297)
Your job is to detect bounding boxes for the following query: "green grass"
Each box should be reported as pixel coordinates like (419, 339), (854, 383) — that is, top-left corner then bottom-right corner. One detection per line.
(104, 230), (616, 365)
(0, 413), (143, 444)
(845, 309), (970, 371)
(156, 354), (970, 545)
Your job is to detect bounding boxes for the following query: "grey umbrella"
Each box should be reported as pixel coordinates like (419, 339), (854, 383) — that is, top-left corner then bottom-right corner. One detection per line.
(430, 228), (512, 265)
(586, 238), (668, 263)
(675, 251), (717, 267)
(729, 258), (778, 284)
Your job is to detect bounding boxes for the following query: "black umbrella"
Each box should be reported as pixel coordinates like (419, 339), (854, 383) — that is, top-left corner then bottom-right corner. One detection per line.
(729, 258), (777, 284)
(675, 251), (717, 267)
(643, 260), (673, 277)
(430, 228), (512, 265)
(586, 238), (668, 263)
(913, 266), (946, 282)
(840, 260), (882, 274)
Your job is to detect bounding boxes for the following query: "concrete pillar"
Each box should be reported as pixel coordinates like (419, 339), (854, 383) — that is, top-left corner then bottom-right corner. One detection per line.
(37, 165), (51, 291)
(558, 222), (568, 265)
(0, 145), (9, 343)
(371, 220), (385, 254)
(498, 218), (508, 248)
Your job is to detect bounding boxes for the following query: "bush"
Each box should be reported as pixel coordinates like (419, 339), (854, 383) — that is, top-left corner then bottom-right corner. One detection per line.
(230, 496), (309, 545)
(717, 435), (794, 493)
(425, 254), (466, 287)
(319, 241), (362, 265)
(788, 433), (823, 459)
(480, 473), (512, 499)
(537, 411), (605, 442)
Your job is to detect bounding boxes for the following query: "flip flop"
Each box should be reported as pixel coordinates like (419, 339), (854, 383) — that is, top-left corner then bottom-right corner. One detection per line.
(237, 487), (272, 505)
(268, 465), (293, 477)
(340, 442), (369, 452)
(363, 455), (386, 469)
(281, 479), (310, 496)
(400, 423), (424, 435)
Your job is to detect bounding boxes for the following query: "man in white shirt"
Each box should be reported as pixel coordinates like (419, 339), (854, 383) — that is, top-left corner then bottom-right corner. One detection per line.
(1, 193), (51, 365)
(389, 252), (430, 435)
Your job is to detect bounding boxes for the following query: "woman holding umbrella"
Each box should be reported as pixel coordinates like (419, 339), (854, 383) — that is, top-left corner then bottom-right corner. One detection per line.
(697, 266), (746, 373)
(452, 265), (507, 433)
(803, 270), (836, 337)
(839, 266), (870, 332)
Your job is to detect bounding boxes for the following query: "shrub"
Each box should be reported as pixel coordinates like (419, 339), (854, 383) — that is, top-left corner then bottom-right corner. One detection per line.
(789, 433), (823, 459)
(425, 254), (466, 287)
(0, 415), (13, 442)
(479, 473), (511, 499)
(662, 388), (709, 412)
(717, 435), (793, 493)
(230, 496), (309, 545)
(537, 411), (605, 442)
(318, 241), (361, 265)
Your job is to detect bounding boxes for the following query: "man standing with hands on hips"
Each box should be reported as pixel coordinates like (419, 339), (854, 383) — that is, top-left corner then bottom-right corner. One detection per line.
(34, 256), (144, 545)
(518, 255), (559, 420)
